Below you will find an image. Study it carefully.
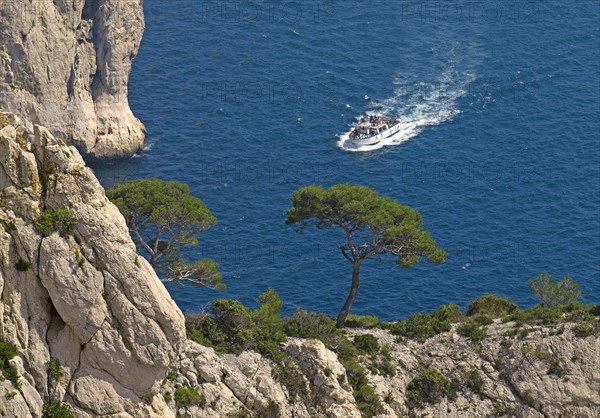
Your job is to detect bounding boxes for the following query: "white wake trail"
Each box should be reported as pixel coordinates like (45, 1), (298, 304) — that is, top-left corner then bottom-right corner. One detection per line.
(338, 65), (476, 152)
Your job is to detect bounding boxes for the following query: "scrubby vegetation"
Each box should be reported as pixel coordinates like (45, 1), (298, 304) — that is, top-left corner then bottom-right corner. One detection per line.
(42, 401), (75, 418)
(529, 273), (582, 308)
(183, 279), (598, 416)
(467, 294), (518, 317)
(345, 314), (380, 329)
(406, 368), (453, 407)
(0, 340), (21, 389)
(15, 257), (31, 271)
(34, 209), (77, 237)
(382, 304), (464, 342)
(186, 289), (384, 416)
(174, 386), (206, 408)
(46, 357), (62, 381)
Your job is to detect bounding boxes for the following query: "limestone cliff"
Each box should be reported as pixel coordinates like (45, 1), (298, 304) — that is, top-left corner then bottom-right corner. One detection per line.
(0, 111), (183, 417)
(0, 0), (146, 158)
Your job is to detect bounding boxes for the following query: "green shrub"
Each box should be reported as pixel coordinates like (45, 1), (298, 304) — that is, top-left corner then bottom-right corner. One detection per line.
(345, 314), (380, 329)
(547, 357), (566, 377)
(406, 368), (451, 407)
(384, 304), (463, 343)
(46, 357), (62, 380)
(464, 369), (484, 394)
(283, 310), (338, 343)
(353, 334), (379, 353)
(467, 294), (518, 317)
(34, 209), (77, 237)
(0, 341), (20, 389)
(186, 312), (228, 350)
(1, 219), (16, 233)
(572, 320), (598, 337)
(529, 273), (582, 308)
(354, 382), (383, 417)
(186, 289), (287, 360)
(507, 305), (563, 326)
(383, 390), (394, 404)
(174, 387), (206, 408)
(164, 391), (172, 402)
(42, 401), (75, 418)
(208, 299), (254, 354)
(15, 258), (31, 271)
(456, 321), (487, 342)
(472, 315), (494, 326)
(251, 288), (286, 361)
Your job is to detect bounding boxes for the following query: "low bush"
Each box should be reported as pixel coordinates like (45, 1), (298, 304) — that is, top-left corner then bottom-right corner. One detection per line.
(174, 387), (206, 408)
(15, 258), (31, 271)
(353, 334), (379, 353)
(0, 341), (20, 389)
(464, 369), (484, 394)
(46, 357), (62, 381)
(467, 294), (518, 317)
(472, 315), (494, 326)
(456, 321), (487, 342)
(406, 368), (451, 407)
(186, 289), (287, 360)
(283, 310), (338, 343)
(42, 401), (75, 418)
(34, 209), (77, 237)
(345, 314), (379, 329)
(187, 291), (384, 416)
(506, 305), (564, 326)
(384, 304), (463, 343)
(572, 320), (598, 337)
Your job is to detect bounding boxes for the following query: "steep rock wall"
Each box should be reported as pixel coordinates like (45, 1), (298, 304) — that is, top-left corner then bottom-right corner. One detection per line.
(0, 111), (184, 417)
(0, 0), (146, 158)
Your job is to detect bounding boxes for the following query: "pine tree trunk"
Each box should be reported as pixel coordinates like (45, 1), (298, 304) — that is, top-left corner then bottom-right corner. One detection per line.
(336, 260), (361, 328)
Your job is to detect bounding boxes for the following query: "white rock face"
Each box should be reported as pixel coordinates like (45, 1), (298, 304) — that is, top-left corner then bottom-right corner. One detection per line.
(0, 112), (185, 416)
(0, 0), (146, 158)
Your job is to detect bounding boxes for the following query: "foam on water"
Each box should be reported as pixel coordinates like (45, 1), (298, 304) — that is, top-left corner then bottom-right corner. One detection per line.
(338, 62), (476, 152)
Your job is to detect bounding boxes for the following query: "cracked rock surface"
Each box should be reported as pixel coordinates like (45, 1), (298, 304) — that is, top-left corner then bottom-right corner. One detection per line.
(0, 0), (146, 158)
(0, 112), (184, 417)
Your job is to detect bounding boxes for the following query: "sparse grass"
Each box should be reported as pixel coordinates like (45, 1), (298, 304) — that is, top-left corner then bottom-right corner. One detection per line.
(345, 314), (379, 329)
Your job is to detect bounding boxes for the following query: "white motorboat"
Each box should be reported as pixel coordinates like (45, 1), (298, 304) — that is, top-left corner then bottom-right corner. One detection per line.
(347, 115), (401, 147)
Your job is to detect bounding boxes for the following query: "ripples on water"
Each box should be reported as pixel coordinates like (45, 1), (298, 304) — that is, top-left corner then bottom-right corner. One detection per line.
(92, 0), (599, 319)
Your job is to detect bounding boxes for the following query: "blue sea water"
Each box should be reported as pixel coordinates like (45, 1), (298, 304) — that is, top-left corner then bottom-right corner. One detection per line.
(92, 0), (599, 320)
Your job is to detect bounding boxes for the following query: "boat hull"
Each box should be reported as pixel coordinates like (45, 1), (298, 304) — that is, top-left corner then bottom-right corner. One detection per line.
(348, 122), (401, 147)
